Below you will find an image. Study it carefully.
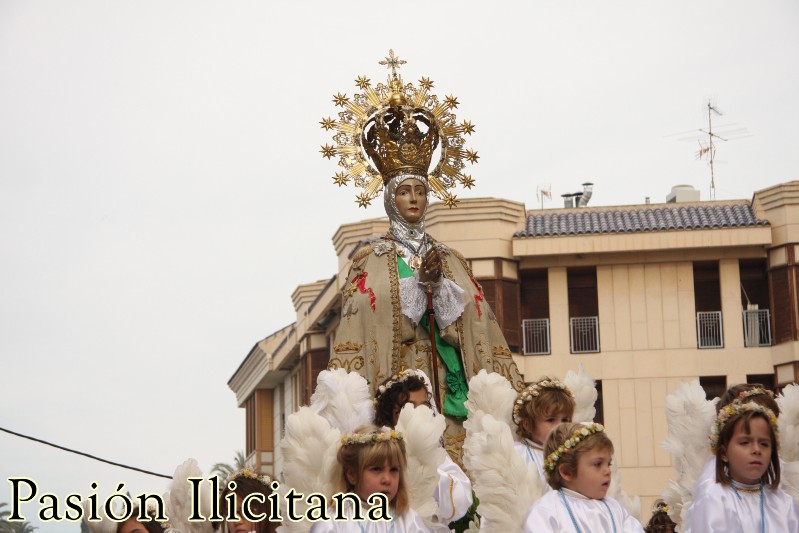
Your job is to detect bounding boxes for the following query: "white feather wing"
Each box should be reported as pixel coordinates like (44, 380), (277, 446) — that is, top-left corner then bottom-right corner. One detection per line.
(660, 380), (716, 529)
(463, 411), (546, 532)
(395, 403), (448, 532)
(464, 369), (517, 430)
(564, 365), (597, 423)
(164, 458), (213, 533)
(310, 368), (374, 434)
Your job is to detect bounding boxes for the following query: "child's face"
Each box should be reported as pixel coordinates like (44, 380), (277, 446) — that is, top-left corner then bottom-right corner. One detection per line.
(723, 416), (772, 485)
(561, 447), (612, 499)
(227, 497), (258, 533)
(349, 459), (400, 503)
(118, 519), (149, 533)
(527, 410), (571, 445)
(391, 387), (431, 426)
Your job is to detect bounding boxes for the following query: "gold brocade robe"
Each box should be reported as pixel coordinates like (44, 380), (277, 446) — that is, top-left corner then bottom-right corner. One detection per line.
(328, 237), (524, 464)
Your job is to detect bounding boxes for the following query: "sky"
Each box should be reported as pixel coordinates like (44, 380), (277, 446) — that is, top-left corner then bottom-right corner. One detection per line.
(1, 1), (798, 531)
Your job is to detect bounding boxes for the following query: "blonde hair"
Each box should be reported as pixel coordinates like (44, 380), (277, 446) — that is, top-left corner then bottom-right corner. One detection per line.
(336, 424), (409, 515)
(515, 376), (576, 442)
(544, 422), (613, 490)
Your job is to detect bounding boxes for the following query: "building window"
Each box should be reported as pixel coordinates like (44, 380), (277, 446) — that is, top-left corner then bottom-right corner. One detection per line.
(694, 261), (723, 348)
(741, 259), (772, 347)
(520, 269), (550, 355)
(699, 375), (727, 401)
(568, 267), (600, 353)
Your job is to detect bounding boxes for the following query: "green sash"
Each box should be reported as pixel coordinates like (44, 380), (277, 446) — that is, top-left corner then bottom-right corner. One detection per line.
(397, 257), (468, 419)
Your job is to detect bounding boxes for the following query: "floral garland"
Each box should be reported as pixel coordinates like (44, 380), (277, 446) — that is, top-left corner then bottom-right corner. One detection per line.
(543, 423), (605, 474)
(341, 429), (404, 446)
(224, 468), (274, 489)
(512, 378), (573, 425)
(145, 505), (170, 531)
(737, 387), (774, 401)
(709, 400), (779, 453)
(376, 369), (426, 398)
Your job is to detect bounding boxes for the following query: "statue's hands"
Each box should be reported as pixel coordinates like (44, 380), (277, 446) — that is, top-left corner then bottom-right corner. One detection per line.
(419, 248), (442, 283)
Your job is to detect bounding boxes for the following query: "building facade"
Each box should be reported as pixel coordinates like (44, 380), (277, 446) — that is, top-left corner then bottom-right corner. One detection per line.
(228, 181), (799, 518)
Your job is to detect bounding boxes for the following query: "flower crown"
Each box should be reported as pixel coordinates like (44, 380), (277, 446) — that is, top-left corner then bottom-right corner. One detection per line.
(543, 423), (605, 474)
(512, 378), (573, 425)
(709, 400), (779, 453)
(224, 468), (273, 490)
(737, 387), (774, 401)
(376, 369), (426, 398)
(145, 505), (170, 531)
(341, 429), (404, 446)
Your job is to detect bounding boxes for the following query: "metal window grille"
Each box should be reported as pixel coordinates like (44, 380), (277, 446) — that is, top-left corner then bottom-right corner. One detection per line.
(696, 311), (724, 349)
(570, 316), (600, 353)
(522, 318), (551, 355)
(742, 309), (772, 347)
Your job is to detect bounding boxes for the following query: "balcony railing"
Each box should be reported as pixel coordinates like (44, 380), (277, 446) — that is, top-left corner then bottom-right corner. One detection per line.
(570, 316), (600, 353)
(697, 311), (724, 349)
(522, 318), (551, 355)
(743, 308), (772, 347)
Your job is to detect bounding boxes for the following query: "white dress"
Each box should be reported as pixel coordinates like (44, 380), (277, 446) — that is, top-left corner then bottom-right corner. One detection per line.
(683, 480), (799, 532)
(513, 438), (546, 482)
(523, 488), (644, 533)
(308, 500), (431, 533)
(434, 454), (473, 523)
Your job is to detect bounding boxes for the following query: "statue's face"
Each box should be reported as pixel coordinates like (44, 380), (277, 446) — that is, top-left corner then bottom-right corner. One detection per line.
(394, 177), (427, 224)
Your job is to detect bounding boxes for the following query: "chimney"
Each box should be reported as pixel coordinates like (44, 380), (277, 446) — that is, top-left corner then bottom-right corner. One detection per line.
(578, 182), (594, 207)
(666, 184), (700, 203)
(562, 193), (574, 208)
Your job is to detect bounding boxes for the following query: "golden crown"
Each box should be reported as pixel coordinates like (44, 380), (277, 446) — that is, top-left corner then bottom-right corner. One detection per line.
(320, 50), (478, 208)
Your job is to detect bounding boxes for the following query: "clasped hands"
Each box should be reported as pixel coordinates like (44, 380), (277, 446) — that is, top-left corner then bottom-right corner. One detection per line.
(418, 248), (442, 284)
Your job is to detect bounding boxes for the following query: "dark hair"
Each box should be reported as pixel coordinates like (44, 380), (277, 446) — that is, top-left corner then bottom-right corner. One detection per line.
(216, 475), (277, 533)
(115, 513), (164, 533)
(717, 383), (779, 416)
(644, 500), (677, 533)
(714, 410), (780, 487)
(544, 422), (613, 491)
(374, 375), (429, 428)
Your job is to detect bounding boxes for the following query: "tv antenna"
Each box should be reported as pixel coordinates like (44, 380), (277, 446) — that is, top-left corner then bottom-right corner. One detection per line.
(536, 184), (552, 210)
(666, 99), (751, 200)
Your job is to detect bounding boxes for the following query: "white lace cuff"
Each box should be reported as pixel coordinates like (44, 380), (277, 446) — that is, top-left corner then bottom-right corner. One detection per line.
(399, 274), (466, 329)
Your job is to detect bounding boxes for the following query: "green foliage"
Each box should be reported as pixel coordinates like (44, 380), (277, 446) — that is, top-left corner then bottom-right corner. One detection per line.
(210, 450), (247, 480)
(0, 502), (37, 533)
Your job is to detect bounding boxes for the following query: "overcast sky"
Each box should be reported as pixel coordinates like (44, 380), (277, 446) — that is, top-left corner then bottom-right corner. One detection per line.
(1, 1), (798, 531)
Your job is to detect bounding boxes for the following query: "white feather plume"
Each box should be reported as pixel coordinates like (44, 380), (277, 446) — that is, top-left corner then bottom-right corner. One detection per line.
(777, 383), (799, 462)
(277, 406), (341, 533)
(464, 369), (517, 430)
(463, 411), (547, 532)
(310, 369), (374, 434)
(395, 403), (448, 532)
(163, 458), (213, 533)
(660, 380), (717, 529)
(564, 365), (597, 423)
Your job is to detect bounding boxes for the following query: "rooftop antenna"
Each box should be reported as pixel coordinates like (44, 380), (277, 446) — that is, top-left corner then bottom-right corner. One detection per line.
(665, 99), (751, 200)
(536, 184), (552, 210)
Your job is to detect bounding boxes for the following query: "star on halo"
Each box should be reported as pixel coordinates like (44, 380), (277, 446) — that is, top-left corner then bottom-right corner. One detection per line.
(320, 117), (336, 131)
(332, 93), (349, 107)
(444, 95), (459, 109)
(355, 76), (371, 90)
(461, 120), (475, 135)
(419, 77), (434, 90)
(320, 145), (336, 159)
(461, 175), (475, 189)
(465, 149), (480, 163)
(443, 194), (459, 208)
(333, 172), (348, 186)
(356, 193), (373, 208)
